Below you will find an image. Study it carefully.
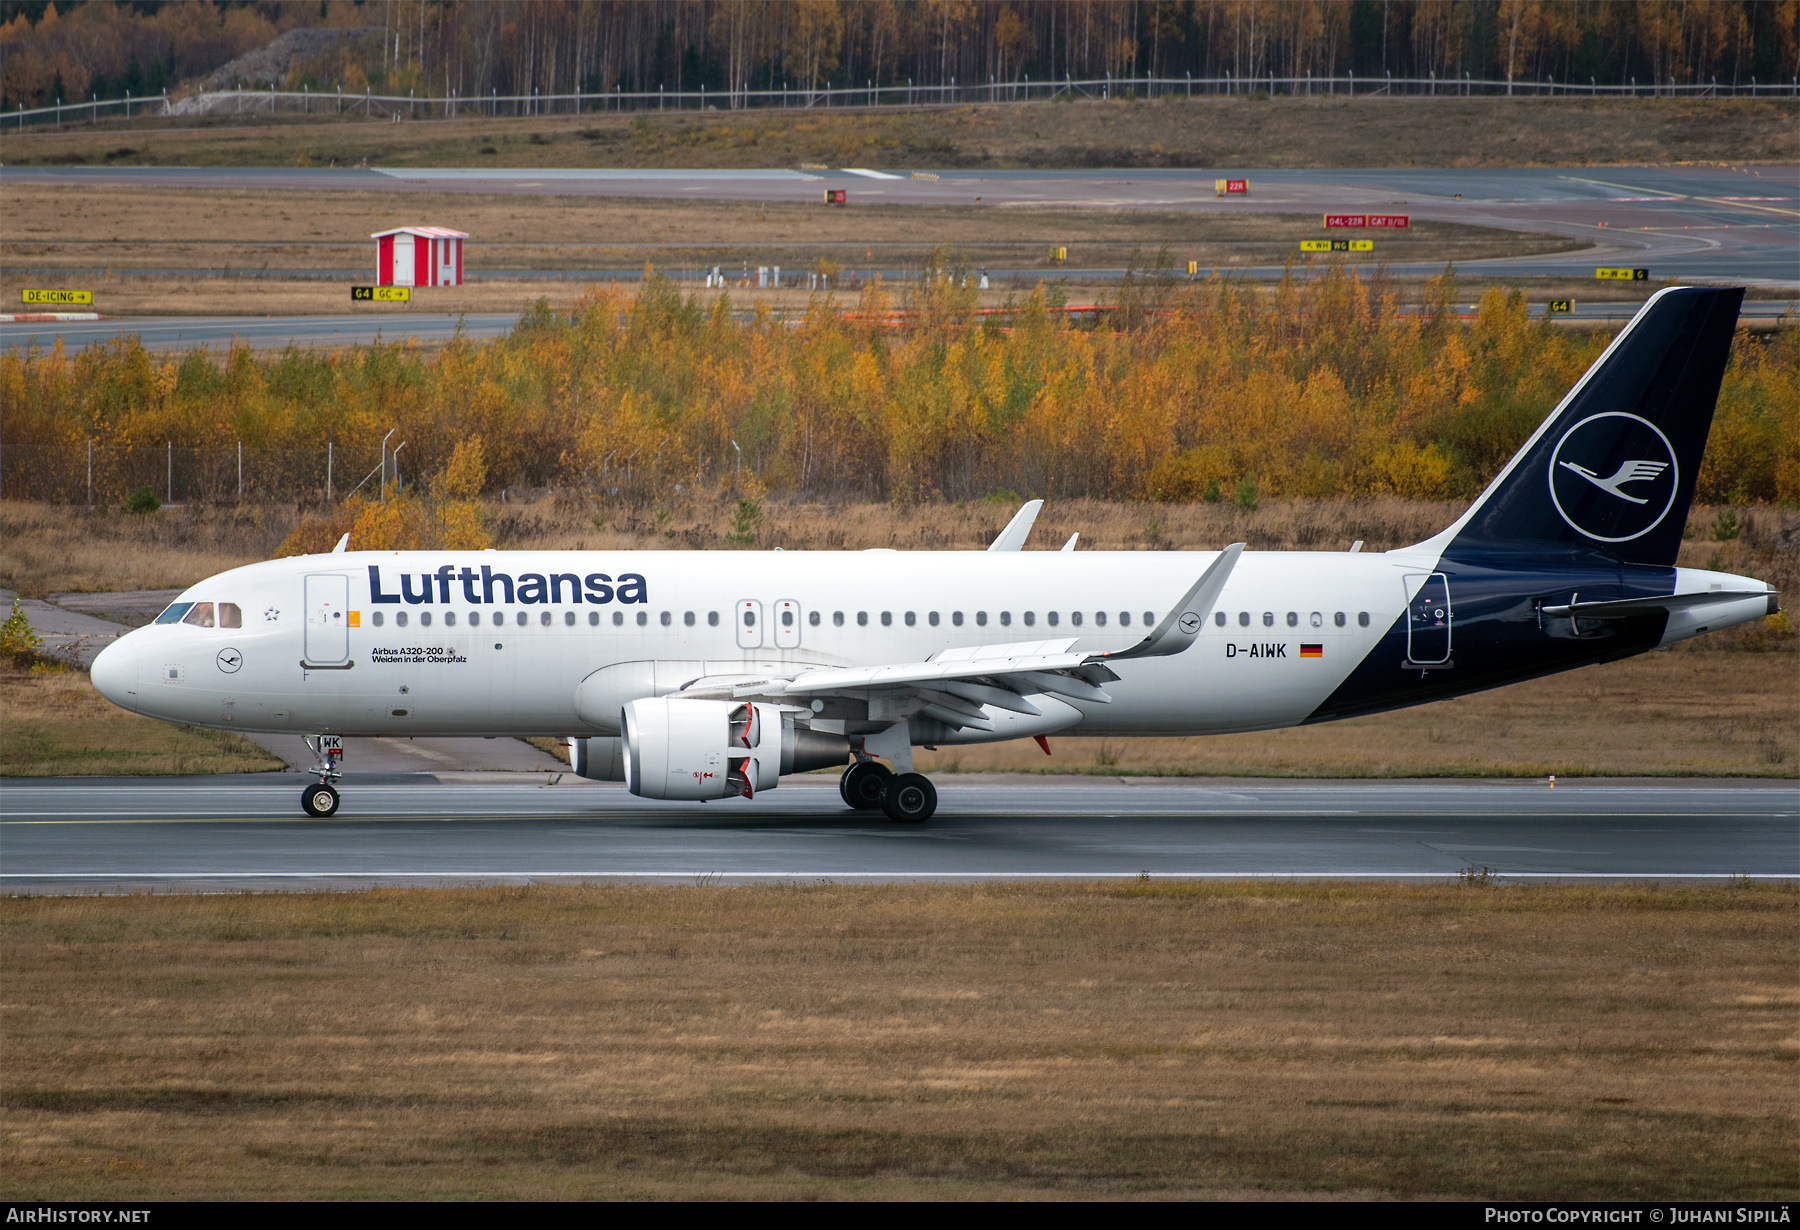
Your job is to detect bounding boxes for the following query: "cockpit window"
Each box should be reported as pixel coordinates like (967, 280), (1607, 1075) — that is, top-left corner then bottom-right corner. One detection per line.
(154, 603), (194, 625)
(181, 602), (215, 628)
(218, 602), (242, 629)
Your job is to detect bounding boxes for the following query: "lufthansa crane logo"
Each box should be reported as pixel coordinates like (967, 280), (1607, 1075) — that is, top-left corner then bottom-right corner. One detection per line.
(1547, 412), (1679, 543)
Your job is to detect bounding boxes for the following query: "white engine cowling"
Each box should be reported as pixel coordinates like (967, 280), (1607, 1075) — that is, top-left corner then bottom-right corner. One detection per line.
(621, 698), (784, 800)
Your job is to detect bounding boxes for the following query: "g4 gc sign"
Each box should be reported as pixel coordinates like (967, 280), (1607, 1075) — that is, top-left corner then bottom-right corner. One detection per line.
(352, 286), (411, 302)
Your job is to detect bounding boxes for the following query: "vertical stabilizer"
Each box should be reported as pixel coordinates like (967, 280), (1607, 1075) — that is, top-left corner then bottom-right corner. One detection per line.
(1418, 286), (1742, 567)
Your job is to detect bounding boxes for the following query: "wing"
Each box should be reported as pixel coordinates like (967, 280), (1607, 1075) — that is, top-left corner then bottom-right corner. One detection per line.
(676, 545), (1245, 732)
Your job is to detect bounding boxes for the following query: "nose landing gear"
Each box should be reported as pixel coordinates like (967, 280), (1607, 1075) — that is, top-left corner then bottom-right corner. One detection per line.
(300, 734), (343, 817)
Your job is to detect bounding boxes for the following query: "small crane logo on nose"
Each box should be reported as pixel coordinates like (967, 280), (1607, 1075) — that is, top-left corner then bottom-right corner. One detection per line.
(217, 649), (243, 674)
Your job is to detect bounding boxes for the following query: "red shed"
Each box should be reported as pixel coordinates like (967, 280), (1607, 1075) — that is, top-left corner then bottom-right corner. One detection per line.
(372, 226), (467, 288)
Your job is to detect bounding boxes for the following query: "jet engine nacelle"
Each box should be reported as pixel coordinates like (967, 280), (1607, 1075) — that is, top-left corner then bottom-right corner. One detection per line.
(622, 698), (803, 800)
(567, 735), (627, 782)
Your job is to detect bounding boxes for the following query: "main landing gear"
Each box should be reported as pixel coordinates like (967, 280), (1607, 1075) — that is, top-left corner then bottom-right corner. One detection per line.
(300, 734), (342, 817)
(840, 760), (938, 823)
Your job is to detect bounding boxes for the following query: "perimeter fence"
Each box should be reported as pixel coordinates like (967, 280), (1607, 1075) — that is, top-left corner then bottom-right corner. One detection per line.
(1, 443), (391, 506)
(11, 69), (1798, 129)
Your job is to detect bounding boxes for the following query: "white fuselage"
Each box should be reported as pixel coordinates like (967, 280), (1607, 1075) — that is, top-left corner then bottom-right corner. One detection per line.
(89, 547), (1771, 744)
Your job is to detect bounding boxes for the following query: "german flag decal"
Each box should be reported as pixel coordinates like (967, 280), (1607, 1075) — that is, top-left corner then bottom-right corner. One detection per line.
(1299, 644), (1323, 658)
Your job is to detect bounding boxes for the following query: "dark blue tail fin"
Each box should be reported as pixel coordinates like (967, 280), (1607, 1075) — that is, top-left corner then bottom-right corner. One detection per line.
(1425, 286), (1743, 567)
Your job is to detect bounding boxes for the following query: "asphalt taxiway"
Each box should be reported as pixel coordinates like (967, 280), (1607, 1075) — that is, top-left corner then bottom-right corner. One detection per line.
(6, 163), (1795, 283)
(6, 298), (1796, 355)
(5, 164), (1794, 352)
(2, 775), (1792, 892)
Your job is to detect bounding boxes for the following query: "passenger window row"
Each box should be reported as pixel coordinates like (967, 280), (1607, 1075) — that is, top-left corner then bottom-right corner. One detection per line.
(829, 610), (1154, 629)
(371, 609), (682, 628)
(367, 608), (1166, 631)
(360, 608), (1386, 633)
(206, 602), (1376, 635)
(1213, 610), (1372, 628)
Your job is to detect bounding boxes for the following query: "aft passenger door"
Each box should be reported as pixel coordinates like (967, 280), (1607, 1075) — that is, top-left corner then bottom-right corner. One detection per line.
(304, 574), (350, 664)
(1404, 573), (1452, 665)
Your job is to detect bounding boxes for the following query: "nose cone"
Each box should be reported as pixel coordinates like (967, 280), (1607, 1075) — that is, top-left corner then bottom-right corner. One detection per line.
(90, 636), (139, 711)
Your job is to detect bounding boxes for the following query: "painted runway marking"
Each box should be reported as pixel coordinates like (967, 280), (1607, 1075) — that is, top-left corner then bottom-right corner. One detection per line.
(5, 871), (1795, 880)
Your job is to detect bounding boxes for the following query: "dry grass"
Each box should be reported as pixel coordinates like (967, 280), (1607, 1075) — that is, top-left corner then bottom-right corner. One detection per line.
(0, 662), (284, 776)
(0, 495), (1572, 595)
(4, 96), (1794, 170)
(0, 501), (299, 596)
(0, 185), (1563, 263)
(0, 184), (1575, 320)
(1, 882), (1794, 1200)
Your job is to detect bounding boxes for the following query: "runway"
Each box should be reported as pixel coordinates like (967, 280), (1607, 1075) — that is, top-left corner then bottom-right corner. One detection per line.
(2, 775), (1792, 892)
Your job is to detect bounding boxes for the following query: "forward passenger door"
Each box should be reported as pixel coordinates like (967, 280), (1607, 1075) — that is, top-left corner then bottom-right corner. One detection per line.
(304, 574), (350, 664)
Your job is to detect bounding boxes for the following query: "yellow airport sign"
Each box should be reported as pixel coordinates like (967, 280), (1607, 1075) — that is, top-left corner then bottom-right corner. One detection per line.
(1301, 239), (1374, 253)
(1595, 268), (1648, 281)
(23, 288), (92, 306)
(352, 286), (412, 302)
(1548, 299), (1574, 313)
(1187, 259), (1198, 276)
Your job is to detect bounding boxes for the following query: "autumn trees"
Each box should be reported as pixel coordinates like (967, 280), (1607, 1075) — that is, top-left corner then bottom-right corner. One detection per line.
(5, 2), (1794, 112)
(4, 266), (1794, 512)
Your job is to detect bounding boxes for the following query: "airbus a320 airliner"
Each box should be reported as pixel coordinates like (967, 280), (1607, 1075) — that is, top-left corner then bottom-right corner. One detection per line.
(90, 287), (1777, 822)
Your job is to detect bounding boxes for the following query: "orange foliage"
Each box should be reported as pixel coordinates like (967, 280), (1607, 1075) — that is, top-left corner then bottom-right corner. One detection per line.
(3, 269), (1794, 509)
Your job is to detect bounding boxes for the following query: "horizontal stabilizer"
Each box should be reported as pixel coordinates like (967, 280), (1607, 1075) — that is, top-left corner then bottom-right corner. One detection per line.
(1541, 590), (1775, 620)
